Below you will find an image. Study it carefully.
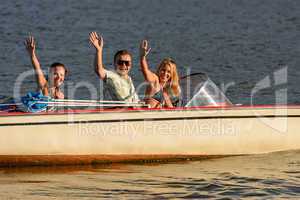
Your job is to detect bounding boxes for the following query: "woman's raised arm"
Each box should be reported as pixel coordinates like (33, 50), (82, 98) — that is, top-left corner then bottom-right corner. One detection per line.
(139, 40), (158, 83)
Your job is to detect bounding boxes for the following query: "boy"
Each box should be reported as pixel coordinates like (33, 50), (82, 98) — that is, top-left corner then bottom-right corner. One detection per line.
(25, 36), (67, 99)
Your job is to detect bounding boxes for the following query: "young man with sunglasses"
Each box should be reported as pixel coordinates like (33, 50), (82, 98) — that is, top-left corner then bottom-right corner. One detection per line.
(89, 32), (139, 102)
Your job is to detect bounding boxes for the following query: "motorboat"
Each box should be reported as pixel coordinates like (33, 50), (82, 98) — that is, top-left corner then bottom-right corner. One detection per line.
(0, 74), (299, 167)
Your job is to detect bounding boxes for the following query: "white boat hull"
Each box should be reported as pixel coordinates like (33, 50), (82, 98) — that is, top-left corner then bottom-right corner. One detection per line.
(0, 106), (299, 166)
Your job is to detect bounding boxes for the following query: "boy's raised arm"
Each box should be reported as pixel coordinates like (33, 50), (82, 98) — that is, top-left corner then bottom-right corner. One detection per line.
(25, 36), (48, 91)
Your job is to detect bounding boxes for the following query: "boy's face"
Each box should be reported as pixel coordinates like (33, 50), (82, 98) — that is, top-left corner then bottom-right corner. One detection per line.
(50, 66), (65, 87)
(115, 54), (132, 76)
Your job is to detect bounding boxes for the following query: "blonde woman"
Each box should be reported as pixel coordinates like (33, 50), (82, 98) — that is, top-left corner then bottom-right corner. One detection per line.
(140, 40), (180, 108)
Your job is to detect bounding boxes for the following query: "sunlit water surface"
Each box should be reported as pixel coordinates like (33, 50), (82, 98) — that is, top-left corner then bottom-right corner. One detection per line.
(0, 151), (300, 199)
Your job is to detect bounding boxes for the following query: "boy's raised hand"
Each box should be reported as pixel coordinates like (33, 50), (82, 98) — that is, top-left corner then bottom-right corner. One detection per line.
(25, 36), (36, 55)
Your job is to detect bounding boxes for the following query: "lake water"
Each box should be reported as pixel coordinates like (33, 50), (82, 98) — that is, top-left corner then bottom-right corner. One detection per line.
(0, 0), (300, 199)
(1, 151), (300, 199)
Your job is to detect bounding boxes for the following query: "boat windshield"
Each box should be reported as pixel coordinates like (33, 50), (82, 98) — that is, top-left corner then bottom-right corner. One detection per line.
(180, 73), (232, 107)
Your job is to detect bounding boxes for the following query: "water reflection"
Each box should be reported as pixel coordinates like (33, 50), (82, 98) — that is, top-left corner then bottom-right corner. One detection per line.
(0, 151), (299, 199)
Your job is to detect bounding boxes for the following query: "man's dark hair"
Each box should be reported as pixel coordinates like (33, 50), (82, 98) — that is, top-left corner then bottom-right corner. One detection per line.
(113, 50), (132, 64)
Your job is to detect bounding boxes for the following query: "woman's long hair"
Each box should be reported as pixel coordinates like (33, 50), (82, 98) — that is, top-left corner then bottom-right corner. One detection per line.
(157, 58), (180, 97)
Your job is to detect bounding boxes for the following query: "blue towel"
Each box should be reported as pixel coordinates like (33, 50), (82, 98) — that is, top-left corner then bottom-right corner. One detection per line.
(21, 92), (50, 113)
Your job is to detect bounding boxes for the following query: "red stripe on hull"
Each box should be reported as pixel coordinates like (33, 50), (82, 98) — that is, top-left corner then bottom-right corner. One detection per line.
(0, 155), (231, 167)
(1, 104), (300, 117)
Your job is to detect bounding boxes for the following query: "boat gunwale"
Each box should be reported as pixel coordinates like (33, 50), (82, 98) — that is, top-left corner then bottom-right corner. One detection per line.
(1, 104), (300, 117)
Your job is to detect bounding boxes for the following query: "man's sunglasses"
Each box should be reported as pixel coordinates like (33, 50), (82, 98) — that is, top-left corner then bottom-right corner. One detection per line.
(117, 60), (131, 66)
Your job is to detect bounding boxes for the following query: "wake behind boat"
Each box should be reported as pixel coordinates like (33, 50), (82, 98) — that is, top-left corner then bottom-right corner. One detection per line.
(0, 75), (299, 167)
